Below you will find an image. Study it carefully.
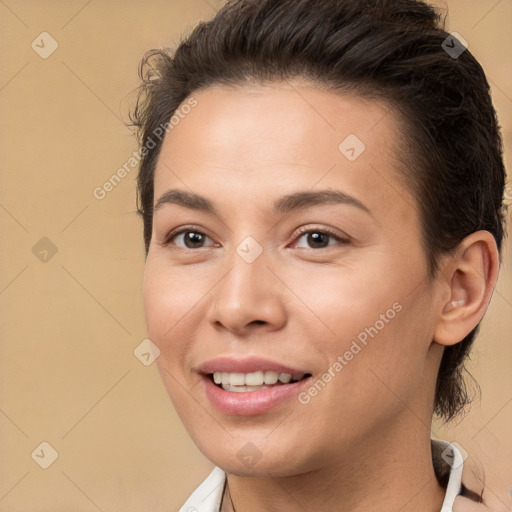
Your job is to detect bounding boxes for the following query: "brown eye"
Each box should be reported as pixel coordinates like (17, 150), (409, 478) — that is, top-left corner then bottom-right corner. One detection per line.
(294, 228), (349, 250)
(165, 229), (214, 249)
(302, 232), (330, 249)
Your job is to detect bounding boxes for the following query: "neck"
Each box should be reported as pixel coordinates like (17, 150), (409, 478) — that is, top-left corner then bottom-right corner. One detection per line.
(221, 417), (446, 512)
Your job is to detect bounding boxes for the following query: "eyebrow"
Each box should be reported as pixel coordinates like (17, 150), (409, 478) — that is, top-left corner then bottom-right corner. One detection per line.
(154, 188), (371, 216)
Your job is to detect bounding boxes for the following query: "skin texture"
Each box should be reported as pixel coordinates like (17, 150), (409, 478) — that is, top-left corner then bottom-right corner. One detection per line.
(142, 81), (499, 512)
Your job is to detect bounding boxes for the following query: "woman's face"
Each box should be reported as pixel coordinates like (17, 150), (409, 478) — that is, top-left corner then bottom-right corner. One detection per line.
(143, 81), (444, 476)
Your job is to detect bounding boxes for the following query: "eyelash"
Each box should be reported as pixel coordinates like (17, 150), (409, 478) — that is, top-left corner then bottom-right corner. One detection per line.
(161, 225), (349, 250)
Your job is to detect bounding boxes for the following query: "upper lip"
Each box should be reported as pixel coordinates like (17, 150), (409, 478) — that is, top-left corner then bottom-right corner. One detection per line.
(197, 356), (311, 377)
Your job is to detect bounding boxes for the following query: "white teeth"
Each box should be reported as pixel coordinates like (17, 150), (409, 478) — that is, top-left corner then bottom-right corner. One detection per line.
(222, 384), (271, 393)
(264, 371), (279, 384)
(278, 373), (292, 383)
(229, 372), (245, 386)
(245, 371), (264, 386)
(212, 370), (302, 388)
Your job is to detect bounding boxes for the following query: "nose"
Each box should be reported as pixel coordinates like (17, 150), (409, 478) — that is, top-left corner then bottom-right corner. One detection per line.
(205, 245), (287, 335)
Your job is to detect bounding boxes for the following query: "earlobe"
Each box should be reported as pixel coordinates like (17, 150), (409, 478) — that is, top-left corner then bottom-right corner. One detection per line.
(434, 231), (499, 347)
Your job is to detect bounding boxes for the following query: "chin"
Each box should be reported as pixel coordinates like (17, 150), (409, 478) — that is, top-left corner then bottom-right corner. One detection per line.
(194, 433), (315, 478)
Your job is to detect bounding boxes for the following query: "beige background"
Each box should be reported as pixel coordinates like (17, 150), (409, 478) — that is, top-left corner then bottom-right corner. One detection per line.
(0, 1), (510, 510)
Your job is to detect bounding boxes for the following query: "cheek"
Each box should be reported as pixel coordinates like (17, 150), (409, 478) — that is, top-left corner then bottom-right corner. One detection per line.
(332, 293), (434, 420)
(142, 260), (200, 367)
(143, 257), (204, 333)
(288, 263), (429, 411)
(142, 262), (206, 418)
(285, 261), (397, 346)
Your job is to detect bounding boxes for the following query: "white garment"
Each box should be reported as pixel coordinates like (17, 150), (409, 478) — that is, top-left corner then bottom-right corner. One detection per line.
(179, 439), (463, 512)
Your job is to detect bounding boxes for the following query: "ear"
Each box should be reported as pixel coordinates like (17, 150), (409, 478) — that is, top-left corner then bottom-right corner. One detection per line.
(434, 230), (500, 347)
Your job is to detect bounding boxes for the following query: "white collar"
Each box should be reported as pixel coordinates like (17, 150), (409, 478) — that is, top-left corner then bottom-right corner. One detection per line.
(179, 439), (463, 512)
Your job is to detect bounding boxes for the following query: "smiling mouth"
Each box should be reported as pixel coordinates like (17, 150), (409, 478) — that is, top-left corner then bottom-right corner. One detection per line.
(209, 370), (312, 392)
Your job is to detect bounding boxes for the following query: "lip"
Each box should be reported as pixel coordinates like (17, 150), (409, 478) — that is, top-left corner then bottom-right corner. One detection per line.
(197, 356), (313, 416)
(201, 373), (312, 415)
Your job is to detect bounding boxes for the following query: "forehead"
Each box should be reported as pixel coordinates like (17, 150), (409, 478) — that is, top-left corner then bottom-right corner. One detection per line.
(153, 81), (414, 219)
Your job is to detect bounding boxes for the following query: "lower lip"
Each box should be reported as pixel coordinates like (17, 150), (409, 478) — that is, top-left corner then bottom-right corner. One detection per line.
(201, 374), (312, 416)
